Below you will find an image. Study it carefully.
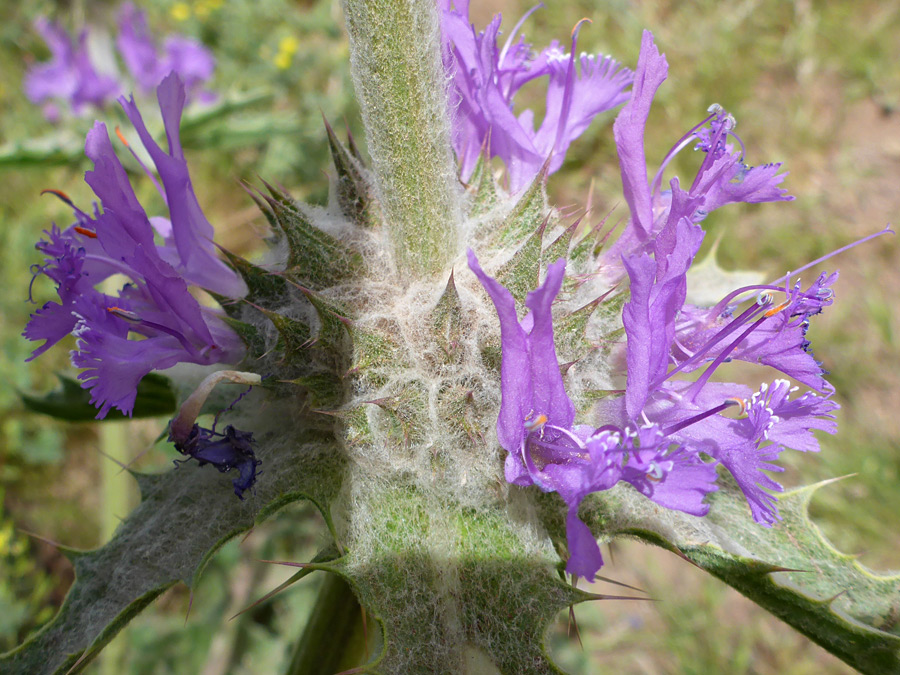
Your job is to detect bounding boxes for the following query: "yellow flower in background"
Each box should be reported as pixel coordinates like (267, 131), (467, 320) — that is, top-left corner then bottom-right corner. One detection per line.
(170, 2), (190, 21)
(274, 35), (299, 70)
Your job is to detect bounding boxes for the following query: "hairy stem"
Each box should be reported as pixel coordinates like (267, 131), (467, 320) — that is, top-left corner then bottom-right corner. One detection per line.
(341, 0), (461, 278)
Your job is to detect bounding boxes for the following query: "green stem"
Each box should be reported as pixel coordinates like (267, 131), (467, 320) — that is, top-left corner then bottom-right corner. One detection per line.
(98, 420), (132, 675)
(341, 0), (461, 278)
(286, 573), (370, 675)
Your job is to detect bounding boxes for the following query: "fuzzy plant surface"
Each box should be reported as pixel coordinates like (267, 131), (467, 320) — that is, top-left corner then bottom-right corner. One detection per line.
(7, 1), (900, 674)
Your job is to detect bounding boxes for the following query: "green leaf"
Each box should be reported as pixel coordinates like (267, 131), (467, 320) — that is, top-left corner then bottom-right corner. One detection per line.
(589, 478), (900, 675)
(0, 423), (346, 675)
(685, 235), (766, 307)
(20, 373), (176, 421)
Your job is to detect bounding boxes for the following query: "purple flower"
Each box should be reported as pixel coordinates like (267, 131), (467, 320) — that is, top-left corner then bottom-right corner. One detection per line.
(441, 2), (633, 192)
(608, 34), (846, 526)
(468, 250), (717, 580)
(24, 18), (120, 120)
(24, 7), (215, 119)
(117, 3), (216, 102)
(25, 74), (245, 419)
(607, 32), (792, 262)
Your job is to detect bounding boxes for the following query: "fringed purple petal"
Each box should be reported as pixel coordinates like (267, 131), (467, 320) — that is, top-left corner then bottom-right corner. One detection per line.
(612, 31), (668, 241)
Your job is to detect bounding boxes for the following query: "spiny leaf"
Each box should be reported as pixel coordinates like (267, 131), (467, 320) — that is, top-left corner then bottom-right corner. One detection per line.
(1, 424), (345, 675)
(588, 478), (900, 675)
(568, 212), (615, 266)
(259, 180), (365, 288)
(219, 248), (289, 307)
(496, 217), (547, 306)
(232, 545), (342, 620)
(220, 315), (267, 358)
(493, 161), (550, 244)
(21, 372), (175, 421)
(324, 116), (381, 228)
(257, 305), (313, 360)
(285, 372), (345, 410)
(553, 290), (615, 361)
(466, 151), (499, 217)
(542, 218), (580, 268)
(298, 287), (352, 370)
(428, 271), (468, 364)
(345, 317), (407, 380)
(367, 380), (429, 451)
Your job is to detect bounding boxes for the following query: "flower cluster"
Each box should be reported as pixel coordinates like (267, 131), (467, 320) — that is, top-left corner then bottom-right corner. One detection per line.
(25, 3), (214, 121)
(470, 32), (855, 581)
(24, 73), (245, 418)
(440, 0), (633, 192)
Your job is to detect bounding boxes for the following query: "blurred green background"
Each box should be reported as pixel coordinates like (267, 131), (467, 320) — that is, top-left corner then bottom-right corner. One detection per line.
(1, 0), (897, 672)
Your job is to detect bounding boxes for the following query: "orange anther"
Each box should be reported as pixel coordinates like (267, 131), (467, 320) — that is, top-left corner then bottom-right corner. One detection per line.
(524, 413), (549, 433)
(115, 126), (130, 147)
(73, 226), (98, 239)
(40, 189), (74, 206)
(107, 306), (142, 322)
(764, 300), (791, 318)
(572, 17), (592, 38)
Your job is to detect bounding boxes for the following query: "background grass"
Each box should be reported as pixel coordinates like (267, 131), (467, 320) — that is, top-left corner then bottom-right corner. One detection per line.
(0, 0), (897, 672)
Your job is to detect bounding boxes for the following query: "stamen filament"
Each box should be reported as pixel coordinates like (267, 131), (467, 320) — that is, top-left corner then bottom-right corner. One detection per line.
(662, 399), (739, 436)
(686, 313), (772, 401)
(768, 225), (895, 288)
(498, 3), (544, 76)
(657, 300), (769, 387)
(649, 113), (716, 197)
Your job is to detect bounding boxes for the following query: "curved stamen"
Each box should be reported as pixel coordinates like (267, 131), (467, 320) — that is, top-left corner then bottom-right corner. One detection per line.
(551, 18), (592, 154)
(648, 113), (717, 197)
(685, 304), (788, 401)
(107, 306), (205, 357)
(498, 3), (544, 74)
(662, 398), (740, 436)
(708, 283), (788, 318)
(768, 225), (895, 288)
(689, 112), (732, 194)
(656, 297), (772, 387)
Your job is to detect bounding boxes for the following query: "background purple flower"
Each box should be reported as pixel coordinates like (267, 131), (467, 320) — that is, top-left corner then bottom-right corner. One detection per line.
(24, 6), (216, 120)
(24, 17), (120, 120)
(117, 3), (216, 102)
(441, 1), (633, 192)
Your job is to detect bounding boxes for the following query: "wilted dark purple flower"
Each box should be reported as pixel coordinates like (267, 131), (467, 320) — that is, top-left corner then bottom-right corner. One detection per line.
(172, 424), (261, 499)
(441, 1), (633, 192)
(25, 74), (245, 418)
(117, 3), (216, 102)
(24, 17), (120, 120)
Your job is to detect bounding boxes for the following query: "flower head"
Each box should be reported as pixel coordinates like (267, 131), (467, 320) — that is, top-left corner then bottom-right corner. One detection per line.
(468, 250), (717, 580)
(441, 2), (633, 192)
(25, 7), (216, 120)
(24, 17), (120, 120)
(25, 74), (245, 418)
(117, 3), (216, 102)
(611, 32), (846, 526)
(469, 31), (887, 580)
